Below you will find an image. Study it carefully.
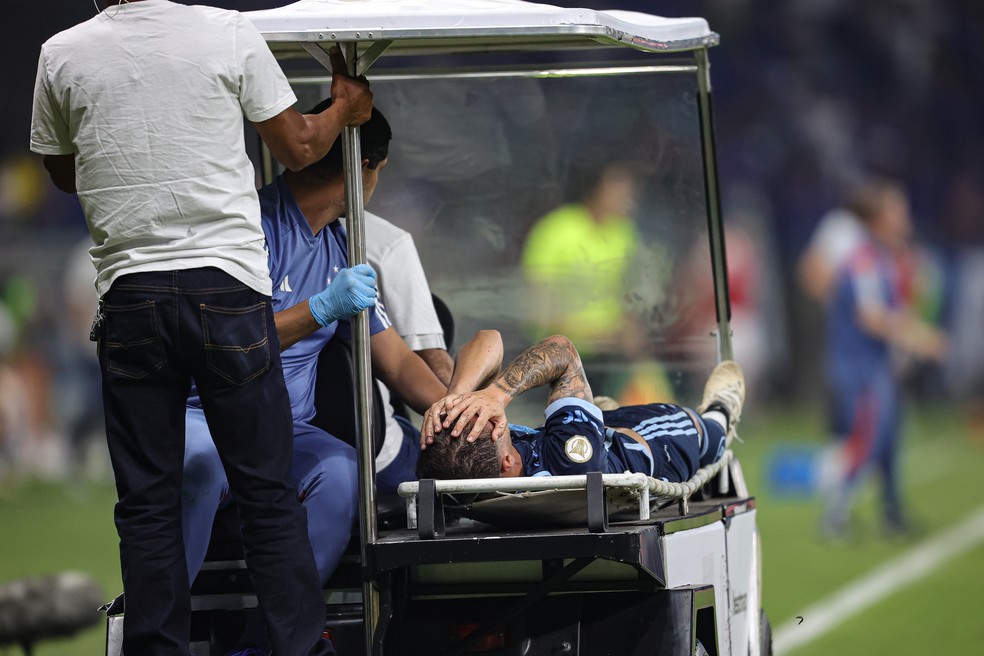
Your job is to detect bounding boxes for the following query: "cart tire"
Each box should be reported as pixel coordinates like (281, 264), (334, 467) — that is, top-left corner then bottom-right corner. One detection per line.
(760, 610), (773, 656)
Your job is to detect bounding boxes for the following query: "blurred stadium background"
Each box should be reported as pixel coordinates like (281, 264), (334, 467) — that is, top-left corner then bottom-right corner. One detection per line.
(2, 1), (983, 654)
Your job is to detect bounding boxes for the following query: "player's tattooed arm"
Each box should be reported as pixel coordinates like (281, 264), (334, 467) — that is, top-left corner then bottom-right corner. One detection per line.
(425, 335), (593, 444)
(493, 335), (593, 406)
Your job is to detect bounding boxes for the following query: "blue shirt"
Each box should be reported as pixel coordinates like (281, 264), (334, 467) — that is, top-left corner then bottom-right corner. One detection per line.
(262, 175), (390, 423)
(826, 235), (899, 381)
(512, 399), (699, 482)
(188, 175), (390, 420)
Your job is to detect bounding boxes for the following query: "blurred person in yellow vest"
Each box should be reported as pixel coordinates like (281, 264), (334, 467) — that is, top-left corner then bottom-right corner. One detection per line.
(521, 162), (640, 354)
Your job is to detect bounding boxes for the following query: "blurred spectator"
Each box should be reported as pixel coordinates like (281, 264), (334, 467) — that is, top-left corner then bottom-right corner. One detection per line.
(0, 287), (64, 483)
(819, 179), (947, 540)
(940, 171), (984, 438)
(0, 302), (24, 479)
(672, 218), (773, 397)
(521, 162), (645, 392)
(50, 238), (106, 481)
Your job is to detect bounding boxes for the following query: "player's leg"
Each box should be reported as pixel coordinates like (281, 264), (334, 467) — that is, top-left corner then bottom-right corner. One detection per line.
(696, 360), (746, 437)
(821, 379), (878, 538)
(695, 413), (727, 468)
(870, 370), (906, 531)
(181, 406), (230, 583)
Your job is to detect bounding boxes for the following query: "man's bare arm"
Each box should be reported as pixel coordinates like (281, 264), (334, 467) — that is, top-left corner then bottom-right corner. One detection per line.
(371, 328), (447, 414)
(416, 348), (454, 387)
(42, 154), (76, 194)
(273, 302), (321, 351)
(420, 330), (503, 445)
(856, 305), (947, 361)
(253, 48), (372, 171)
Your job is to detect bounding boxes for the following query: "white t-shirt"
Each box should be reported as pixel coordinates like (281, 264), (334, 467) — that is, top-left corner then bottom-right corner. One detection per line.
(346, 212), (446, 470)
(364, 212), (446, 351)
(30, 0), (296, 296)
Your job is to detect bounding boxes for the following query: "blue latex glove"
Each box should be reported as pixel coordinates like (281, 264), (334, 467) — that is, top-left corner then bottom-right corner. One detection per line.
(308, 264), (377, 327)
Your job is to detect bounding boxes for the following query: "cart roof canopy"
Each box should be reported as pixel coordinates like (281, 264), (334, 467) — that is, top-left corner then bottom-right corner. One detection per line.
(246, 0), (718, 57)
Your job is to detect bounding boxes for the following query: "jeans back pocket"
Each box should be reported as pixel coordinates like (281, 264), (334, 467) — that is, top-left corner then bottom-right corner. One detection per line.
(200, 302), (271, 386)
(103, 301), (167, 380)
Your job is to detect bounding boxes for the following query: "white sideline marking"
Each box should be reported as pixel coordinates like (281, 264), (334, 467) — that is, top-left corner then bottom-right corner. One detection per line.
(774, 505), (984, 654)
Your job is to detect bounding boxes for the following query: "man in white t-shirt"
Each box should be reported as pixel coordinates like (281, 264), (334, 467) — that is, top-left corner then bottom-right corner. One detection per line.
(30, 2), (371, 654)
(361, 212), (454, 492)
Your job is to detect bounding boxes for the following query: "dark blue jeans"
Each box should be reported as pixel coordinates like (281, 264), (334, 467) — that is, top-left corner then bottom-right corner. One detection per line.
(98, 268), (331, 656)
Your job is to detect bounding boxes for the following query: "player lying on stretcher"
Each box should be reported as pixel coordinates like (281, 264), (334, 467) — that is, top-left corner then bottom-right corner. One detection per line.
(418, 335), (744, 482)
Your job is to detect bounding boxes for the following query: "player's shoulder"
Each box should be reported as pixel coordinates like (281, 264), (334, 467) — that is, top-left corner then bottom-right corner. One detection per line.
(544, 397), (604, 426)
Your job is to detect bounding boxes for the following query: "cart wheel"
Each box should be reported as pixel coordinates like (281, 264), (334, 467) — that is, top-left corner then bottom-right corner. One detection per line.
(760, 610), (773, 656)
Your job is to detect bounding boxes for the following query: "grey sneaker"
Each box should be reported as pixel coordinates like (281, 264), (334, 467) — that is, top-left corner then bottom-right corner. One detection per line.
(697, 360), (745, 427)
(593, 395), (620, 411)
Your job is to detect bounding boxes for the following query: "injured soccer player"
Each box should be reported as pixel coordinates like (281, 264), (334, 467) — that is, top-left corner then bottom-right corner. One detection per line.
(418, 335), (745, 482)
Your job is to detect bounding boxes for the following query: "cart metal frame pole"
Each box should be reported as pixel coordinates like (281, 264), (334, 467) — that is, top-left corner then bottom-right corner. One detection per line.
(695, 47), (733, 362)
(334, 41), (383, 656)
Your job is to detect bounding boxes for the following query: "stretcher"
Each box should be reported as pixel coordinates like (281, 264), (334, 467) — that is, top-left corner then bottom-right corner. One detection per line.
(398, 450), (740, 535)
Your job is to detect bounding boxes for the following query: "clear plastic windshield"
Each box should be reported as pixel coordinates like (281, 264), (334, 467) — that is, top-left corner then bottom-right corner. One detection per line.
(292, 67), (720, 426)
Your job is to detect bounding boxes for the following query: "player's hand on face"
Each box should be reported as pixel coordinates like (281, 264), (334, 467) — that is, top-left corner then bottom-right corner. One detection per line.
(308, 264), (377, 327)
(329, 46), (373, 127)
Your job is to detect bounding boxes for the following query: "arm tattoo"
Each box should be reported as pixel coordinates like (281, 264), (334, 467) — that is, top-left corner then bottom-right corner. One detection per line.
(494, 337), (591, 403)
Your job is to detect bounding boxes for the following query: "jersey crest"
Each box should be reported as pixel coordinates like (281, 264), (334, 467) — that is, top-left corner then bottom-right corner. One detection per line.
(564, 435), (593, 463)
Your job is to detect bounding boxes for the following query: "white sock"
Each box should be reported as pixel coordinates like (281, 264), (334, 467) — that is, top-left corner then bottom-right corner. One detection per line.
(702, 410), (728, 432)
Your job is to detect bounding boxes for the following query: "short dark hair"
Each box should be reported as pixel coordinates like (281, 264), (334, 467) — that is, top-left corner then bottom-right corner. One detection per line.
(304, 98), (392, 179)
(416, 423), (500, 480)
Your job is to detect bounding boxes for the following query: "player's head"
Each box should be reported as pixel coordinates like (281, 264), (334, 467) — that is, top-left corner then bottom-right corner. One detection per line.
(303, 98), (393, 202)
(417, 422), (518, 480)
(847, 178), (911, 250)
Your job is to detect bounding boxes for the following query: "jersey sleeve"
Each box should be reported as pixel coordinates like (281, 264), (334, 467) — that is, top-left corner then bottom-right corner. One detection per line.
(30, 47), (74, 156)
(334, 297), (392, 340)
(537, 398), (607, 475)
(235, 13), (297, 123)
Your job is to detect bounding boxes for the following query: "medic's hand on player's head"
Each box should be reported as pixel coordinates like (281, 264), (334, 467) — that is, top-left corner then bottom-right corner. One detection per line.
(328, 46), (373, 127)
(308, 263), (377, 327)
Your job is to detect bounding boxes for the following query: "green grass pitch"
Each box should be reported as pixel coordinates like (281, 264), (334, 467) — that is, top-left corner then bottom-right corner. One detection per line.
(0, 406), (982, 655)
